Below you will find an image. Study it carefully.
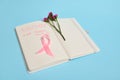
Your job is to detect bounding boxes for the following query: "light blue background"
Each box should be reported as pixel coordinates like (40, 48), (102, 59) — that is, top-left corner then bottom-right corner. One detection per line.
(0, 0), (120, 80)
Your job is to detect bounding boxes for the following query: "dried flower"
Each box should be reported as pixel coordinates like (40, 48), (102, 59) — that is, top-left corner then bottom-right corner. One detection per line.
(43, 12), (65, 41)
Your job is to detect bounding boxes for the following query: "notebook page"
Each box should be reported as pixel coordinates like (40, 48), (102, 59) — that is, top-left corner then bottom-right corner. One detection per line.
(16, 21), (69, 72)
(55, 18), (99, 59)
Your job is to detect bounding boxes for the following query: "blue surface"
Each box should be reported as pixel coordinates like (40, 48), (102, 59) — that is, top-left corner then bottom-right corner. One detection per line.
(0, 0), (120, 80)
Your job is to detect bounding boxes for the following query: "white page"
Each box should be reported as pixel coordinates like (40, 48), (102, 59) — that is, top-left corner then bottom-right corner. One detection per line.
(54, 18), (99, 59)
(16, 21), (69, 72)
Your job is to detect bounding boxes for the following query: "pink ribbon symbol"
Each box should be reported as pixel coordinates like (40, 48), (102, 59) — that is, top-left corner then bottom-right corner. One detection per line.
(37, 34), (54, 57)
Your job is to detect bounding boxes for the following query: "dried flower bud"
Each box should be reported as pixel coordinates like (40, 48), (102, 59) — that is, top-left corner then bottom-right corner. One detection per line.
(43, 17), (49, 22)
(48, 12), (53, 17)
(53, 14), (58, 19)
(48, 12), (54, 21)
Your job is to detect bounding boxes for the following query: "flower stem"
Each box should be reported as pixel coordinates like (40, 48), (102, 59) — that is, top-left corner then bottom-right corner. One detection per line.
(48, 22), (65, 41)
(59, 32), (65, 41)
(55, 19), (61, 33)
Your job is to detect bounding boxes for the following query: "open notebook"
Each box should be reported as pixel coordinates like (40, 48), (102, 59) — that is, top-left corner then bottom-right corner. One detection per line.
(16, 18), (100, 73)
